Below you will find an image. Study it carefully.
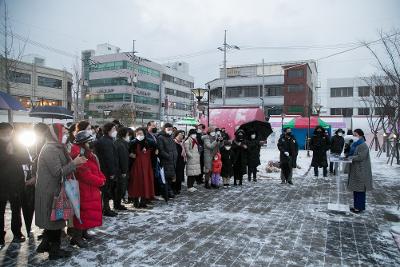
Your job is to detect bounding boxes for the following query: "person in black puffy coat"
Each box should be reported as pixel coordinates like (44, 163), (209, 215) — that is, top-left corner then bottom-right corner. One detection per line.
(220, 141), (234, 187)
(310, 126), (330, 177)
(329, 128), (345, 174)
(246, 131), (262, 182)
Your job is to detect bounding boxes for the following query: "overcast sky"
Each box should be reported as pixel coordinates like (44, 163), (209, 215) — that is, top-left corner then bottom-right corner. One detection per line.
(3, 0), (400, 101)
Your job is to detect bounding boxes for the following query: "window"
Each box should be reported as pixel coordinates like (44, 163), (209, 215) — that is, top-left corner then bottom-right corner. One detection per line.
(243, 86), (258, 97)
(331, 108), (353, 117)
(375, 107), (395, 116)
(330, 87), (353, 97)
(358, 108), (370, 115)
(166, 88), (175, 95)
(87, 93), (159, 105)
(38, 76), (62, 89)
(162, 74), (194, 88)
(287, 69), (304, 78)
(89, 60), (160, 77)
(136, 81), (159, 91)
(375, 85), (396, 96)
(210, 87), (222, 98)
(287, 84), (304, 92)
(263, 86), (283, 96)
(89, 77), (129, 87)
(10, 71), (31, 84)
(358, 86), (370, 97)
(227, 87), (242, 98)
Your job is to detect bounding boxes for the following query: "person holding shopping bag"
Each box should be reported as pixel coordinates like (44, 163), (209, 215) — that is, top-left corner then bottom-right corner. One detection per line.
(35, 123), (87, 260)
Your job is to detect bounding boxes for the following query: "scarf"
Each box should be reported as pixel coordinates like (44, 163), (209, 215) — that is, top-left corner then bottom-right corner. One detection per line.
(190, 137), (198, 149)
(349, 138), (365, 156)
(174, 139), (187, 161)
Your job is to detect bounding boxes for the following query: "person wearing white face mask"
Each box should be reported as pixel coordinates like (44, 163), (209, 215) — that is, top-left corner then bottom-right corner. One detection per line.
(113, 127), (132, 211)
(220, 141), (234, 187)
(246, 131), (262, 182)
(128, 128), (157, 208)
(329, 129), (345, 174)
(202, 127), (221, 189)
(157, 123), (178, 200)
(94, 123), (118, 217)
(184, 129), (201, 192)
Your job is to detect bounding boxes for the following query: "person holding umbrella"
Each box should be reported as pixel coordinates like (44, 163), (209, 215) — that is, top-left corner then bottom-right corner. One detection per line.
(0, 123), (30, 249)
(70, 131), (106, 248)
(246, 131), (262, 182)
(231, 129), (248, 186)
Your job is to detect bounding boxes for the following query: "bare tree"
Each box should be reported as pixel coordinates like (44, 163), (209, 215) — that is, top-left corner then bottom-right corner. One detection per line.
(362, 30), (400, 164)
(72, 58), (82, 121)
(0, 0), (27, 122)
(113, 103), (134, 127)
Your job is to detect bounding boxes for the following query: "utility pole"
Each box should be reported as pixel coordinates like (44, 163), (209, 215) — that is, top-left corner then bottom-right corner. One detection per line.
(130, 40), (137, 126)
(218, 30), (239, 106)
(261, 58), (265, 115)
(222, 30), (227, 106)
(3, 1), (13, 123)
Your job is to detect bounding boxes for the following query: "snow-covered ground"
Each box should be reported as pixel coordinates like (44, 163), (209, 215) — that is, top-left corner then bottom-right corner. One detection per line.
(1, 147), (400, 267)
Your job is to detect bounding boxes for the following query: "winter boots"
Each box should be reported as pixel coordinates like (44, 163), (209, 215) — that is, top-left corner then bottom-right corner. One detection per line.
(48, 242), (72, 260)
(70, 229), (88, 248)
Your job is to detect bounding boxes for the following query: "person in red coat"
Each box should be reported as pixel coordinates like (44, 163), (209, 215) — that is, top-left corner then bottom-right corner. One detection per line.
(128, 128), (157, 209)
(70, 131), (105, 248)
(211, 152), (222, 188)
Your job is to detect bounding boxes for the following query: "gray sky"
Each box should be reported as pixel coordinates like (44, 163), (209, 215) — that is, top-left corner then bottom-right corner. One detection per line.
(3, 0), (400, 96)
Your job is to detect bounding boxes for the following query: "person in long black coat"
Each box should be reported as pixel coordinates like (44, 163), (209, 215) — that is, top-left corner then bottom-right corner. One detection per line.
(0, 123), (31, 247)
(246, 131), (262, 182)
(329, 128), (345, 174)
(114, 127), (130, 210)
(277, 128), (299, 184)
(310, 126), (330, 177)
(157, 123), (178, 199)
(173, 130), (186, 195)
(232, 130), (248, 186)
(95, 122), (119, 217)
(196, 124), (206, 184)
(220, 141), (234, 187)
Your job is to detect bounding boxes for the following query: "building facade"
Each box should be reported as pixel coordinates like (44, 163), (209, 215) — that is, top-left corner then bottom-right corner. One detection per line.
(0, 57), (73, 122)
(82, 44), (194, 126)
(206, 60), (317, 116)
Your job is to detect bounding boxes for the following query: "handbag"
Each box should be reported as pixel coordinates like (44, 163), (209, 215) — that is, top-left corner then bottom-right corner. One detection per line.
(50, 171), (74, 221)
(64, 174), (82, 224)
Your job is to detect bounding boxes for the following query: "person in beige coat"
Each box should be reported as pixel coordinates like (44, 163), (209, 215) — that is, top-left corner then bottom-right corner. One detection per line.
(35, 123), (86, 260)
(184, 129), (201, 192)
(347, 129), (373, 213)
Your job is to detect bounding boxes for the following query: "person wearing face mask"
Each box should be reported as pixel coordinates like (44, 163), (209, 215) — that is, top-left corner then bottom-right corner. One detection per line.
(95, 123), (119, 217)
(157, 123), (178, 199)
(246, 131), (262, 182)
(347, 129), (372, 213)
(202, 127), (220, 189)
(173, 130), (186, 194)
(278, 127), (298, 185)
(113, 127), (131, 211)
(184, 129), (201, 192)
(35, 123), (87, 260)
(128, 128), (157, 208)
(196, 124), (206, 185)
(310, 126), (330, 178)
(329, 129), (345, 174)
(220, 141), (234, 187)
(221, 128), (230, 141)
(0, 123), (31, 248)
(231, 129), (248, 186)
(69, 131), (105, 249)
(146, 121), (162, 199)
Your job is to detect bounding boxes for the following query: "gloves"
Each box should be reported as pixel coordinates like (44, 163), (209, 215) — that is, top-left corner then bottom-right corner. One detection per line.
(284, 152), (289, 157)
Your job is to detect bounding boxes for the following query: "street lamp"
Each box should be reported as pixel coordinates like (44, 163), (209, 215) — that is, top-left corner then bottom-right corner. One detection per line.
(191, 86), (210, 127)
(281, 113), (286, 132)
(314, 103), (322, 117)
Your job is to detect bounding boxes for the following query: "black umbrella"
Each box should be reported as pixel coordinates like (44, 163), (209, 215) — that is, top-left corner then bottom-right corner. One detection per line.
(239, 120), (273, 140)
(21, 166), (35, 236)
(29, 106), (73, 120)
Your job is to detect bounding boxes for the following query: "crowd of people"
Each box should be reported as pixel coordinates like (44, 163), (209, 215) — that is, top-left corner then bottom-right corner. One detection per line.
(0, 119), (373, 260)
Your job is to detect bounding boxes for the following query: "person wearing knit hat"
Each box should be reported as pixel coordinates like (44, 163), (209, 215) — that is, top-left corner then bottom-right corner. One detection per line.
(184, 128), (201, 192)
(35, 123), (87, 260)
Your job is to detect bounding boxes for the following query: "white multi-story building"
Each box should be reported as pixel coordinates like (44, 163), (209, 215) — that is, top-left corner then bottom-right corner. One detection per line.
(0, 57), (73, 122)
(82, 44), (194, 126)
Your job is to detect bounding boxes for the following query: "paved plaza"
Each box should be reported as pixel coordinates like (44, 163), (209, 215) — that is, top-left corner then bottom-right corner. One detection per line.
(1, 149), (400, 266)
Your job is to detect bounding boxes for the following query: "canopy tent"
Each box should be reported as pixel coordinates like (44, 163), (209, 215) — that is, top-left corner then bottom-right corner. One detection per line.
(29, 106), (73, 120)
(283, 116), (331, 149)
(199, 107), (266, 140)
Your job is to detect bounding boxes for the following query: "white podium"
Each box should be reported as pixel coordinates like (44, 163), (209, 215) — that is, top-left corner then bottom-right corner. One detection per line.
(327, 155), (352, 213)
